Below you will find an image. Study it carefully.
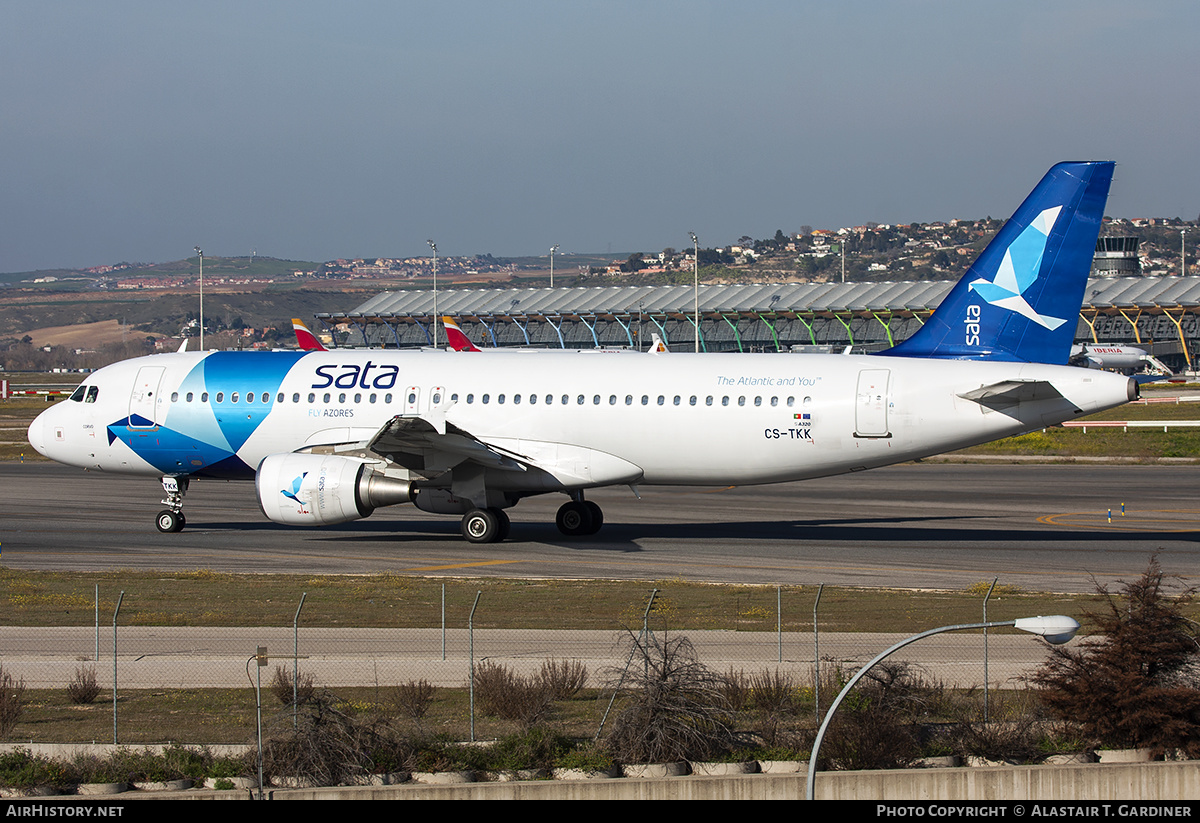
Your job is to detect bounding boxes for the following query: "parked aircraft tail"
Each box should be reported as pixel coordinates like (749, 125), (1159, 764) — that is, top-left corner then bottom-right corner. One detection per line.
(881, 161), (1114, 365)
(292, 318), (327, 352)
(443, 316), (482, 352)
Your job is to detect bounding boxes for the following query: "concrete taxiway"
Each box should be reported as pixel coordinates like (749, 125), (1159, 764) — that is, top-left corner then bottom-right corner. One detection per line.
(3, 461), (1199, 592)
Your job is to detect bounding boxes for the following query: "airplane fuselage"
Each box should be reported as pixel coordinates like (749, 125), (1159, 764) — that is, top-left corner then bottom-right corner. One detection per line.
(29, 348), (1135, 490)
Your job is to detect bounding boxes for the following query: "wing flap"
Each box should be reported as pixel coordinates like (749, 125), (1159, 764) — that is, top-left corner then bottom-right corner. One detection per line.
(367, 415), (527, 477)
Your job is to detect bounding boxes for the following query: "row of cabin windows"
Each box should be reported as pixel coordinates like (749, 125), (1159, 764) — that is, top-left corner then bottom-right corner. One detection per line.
(167, 390), (803, 408)
(464, 393), (799, 408)
(170, 390), (398, 405)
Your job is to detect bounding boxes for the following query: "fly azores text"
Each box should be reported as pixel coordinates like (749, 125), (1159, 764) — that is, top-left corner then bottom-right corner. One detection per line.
(311, 362), (400, 391)
(876, 806), (1192, 818)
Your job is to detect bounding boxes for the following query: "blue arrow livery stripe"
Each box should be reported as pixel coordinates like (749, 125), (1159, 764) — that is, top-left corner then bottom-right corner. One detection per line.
(108, 350), (313, 476)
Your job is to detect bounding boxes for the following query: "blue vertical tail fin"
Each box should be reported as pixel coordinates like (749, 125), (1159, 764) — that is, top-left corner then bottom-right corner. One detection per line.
(880, 161), (1114, 364)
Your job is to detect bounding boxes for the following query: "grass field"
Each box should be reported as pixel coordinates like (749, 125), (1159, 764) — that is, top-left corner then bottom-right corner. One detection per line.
(0, 567), (1149, 632)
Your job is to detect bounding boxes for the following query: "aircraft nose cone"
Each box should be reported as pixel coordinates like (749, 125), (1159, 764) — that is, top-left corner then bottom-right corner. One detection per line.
(27, 410), (49, 457)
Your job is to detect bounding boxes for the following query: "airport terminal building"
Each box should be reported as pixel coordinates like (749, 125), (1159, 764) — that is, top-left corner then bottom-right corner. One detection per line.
(316, 275), (1200, 373)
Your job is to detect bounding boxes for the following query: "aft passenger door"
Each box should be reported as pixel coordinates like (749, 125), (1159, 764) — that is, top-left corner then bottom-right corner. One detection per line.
(854, 369), (891, 438)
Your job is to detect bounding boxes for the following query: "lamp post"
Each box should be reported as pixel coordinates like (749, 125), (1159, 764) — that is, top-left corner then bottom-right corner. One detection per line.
(193, 247), (204, 350)
(688, 232), (699, 353)
(427, 239), (438, 349)
(805, 615), (1080, 800)
(550, 244), (559, 288)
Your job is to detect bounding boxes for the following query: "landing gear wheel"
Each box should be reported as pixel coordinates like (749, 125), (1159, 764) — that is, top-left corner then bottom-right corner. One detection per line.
(583, 501), (603, 535)
(492, 507), (511, 542)
(156, 509), (184, 533)
(555, 500), (595, 536)
(461, 507), (504, 544)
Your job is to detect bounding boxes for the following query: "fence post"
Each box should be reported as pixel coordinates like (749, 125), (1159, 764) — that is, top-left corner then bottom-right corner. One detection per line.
(111, 591), (123, 745)
(293, 592), (307, 730)
(812, 583), (823, 720)
(983, 577), (997, 723)
(597, 589), (659, 739)
(468, 591), (481, 742)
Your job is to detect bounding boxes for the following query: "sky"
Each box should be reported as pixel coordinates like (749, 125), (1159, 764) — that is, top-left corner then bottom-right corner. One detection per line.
(2, 1), (1198, 273)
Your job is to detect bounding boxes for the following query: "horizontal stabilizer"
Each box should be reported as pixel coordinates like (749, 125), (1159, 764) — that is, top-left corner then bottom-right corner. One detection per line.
(958, 379), (1064, 412)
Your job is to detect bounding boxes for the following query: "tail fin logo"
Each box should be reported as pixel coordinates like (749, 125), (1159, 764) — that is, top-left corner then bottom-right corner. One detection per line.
(967, 206), (1066, 331)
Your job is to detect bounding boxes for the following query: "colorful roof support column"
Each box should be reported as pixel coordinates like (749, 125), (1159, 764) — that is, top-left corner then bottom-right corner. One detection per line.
(1163, 308), (1194, 371)
(542, 315), (566, 348)
(869, 312), (895, 347)
(719, 313), (744, 353)
(758, 314), (782, 352)
(608, 314), (636, 347)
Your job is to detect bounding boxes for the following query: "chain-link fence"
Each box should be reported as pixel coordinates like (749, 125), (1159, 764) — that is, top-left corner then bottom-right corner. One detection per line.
(1, 580), (1059, 745)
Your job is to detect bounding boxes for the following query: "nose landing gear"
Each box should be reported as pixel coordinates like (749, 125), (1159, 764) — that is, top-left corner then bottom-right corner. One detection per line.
(156, 475), (189, 533)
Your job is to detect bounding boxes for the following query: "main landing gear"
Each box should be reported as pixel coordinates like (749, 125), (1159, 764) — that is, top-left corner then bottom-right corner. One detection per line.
(460, 507), (511, 544)
(156, 475), (189, 533)
(457, 495), (605, 543)
(555, 497), (603, 537)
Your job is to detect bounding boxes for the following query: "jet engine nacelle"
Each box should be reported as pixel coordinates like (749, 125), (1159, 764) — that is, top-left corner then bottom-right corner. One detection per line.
(256, 453), (412, 526)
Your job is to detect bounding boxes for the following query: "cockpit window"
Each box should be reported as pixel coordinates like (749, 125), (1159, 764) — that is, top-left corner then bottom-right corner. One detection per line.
(69, 386), (86, 402)
(85, 386), (98, 403)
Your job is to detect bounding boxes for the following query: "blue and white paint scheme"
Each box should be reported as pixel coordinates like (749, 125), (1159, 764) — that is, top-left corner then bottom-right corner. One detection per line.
(881, 161), (1113, 363)
(28, 162), (1135, 543)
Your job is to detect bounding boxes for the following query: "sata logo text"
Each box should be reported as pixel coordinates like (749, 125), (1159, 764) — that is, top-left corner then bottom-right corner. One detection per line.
(311, 361), (399, 390)
(964, 304), (981, 347)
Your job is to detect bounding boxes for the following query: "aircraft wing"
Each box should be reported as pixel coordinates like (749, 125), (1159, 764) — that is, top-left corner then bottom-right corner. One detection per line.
(958, 379), (1065, 412)
(366, 415), (528, 477)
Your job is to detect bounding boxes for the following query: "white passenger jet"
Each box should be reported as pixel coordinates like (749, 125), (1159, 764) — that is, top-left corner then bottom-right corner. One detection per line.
(28, 162), (1135, 543)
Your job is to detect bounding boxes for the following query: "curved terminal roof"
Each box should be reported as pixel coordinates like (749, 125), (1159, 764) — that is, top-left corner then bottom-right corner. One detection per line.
(329, 277), (1200, 322)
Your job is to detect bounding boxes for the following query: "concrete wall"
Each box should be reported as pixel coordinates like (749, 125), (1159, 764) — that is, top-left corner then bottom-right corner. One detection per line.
(257, 762), (1200, 801)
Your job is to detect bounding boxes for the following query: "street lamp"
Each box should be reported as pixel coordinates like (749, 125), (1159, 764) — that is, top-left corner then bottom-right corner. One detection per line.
(193, 247), (204, 350)
(806, 615), (1080, 800)
(427, 239), (438, 349)
(688, 232), (699, 353)
(550, 244), (559, 288)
